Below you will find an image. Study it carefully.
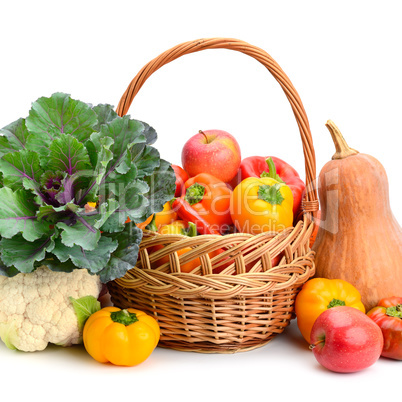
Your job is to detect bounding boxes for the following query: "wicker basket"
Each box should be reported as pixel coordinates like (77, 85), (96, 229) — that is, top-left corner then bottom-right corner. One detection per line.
(108, 38), (319, 353)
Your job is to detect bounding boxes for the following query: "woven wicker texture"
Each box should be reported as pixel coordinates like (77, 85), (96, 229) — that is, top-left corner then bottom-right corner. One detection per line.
(109, 38), (318, 353)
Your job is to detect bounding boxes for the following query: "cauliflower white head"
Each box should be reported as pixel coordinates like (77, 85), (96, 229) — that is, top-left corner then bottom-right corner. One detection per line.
(0, 265), (102, 352)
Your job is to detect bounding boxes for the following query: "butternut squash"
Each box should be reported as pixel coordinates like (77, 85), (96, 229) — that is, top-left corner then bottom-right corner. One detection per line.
(312, 120), (402, 311)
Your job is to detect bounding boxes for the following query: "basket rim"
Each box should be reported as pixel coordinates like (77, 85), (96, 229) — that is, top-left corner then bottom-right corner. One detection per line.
(112, 221), (316, 300)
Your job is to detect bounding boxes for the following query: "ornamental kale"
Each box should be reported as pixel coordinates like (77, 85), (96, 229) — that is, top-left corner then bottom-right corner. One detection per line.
(0, 93), (175, 282)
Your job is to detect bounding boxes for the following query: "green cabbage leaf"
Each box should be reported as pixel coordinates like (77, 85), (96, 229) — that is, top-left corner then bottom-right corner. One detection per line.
(0, 93), (175, 282)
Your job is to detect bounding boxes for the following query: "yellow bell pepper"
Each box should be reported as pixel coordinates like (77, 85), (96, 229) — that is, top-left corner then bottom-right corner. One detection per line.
(158, 220), (197, 236)
(83, 306), (160, 366)
(229, 177), (293, 234)
(154, 201), (177, 228)
(294, 278), (366, 343)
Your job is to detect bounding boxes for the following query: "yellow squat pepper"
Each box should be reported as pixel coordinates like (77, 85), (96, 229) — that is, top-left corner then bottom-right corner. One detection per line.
(229, 177), (293, 234)
(83, 307), (160, 366)
(294, 278), (365, 343)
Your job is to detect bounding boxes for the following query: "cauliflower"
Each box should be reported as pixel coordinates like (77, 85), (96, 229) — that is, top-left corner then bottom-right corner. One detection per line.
(0, 265), (102, 352)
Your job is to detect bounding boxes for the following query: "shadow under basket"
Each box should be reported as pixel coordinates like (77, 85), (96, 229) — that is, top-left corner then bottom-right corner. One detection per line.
(108, 37), (319, 353)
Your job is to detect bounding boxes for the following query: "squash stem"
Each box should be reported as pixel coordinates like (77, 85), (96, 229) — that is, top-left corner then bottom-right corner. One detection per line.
(325, 120), (359, 160)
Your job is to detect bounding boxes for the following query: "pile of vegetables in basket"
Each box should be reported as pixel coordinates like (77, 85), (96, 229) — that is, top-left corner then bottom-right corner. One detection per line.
(146, 129), (305, 239)
(0, 92), (401, 373)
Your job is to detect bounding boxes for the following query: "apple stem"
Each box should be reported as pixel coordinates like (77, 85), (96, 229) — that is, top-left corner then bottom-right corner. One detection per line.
(309, 339), (324, 350)
(199, 130), (210, 144)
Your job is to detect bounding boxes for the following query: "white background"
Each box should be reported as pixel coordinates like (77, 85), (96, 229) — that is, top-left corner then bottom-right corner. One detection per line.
(0, 1), (401, 401)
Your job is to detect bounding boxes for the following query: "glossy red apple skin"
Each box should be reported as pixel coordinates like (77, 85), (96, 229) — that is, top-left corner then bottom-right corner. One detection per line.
(181, 130), (241, 183)
(310, 306), (383, 373)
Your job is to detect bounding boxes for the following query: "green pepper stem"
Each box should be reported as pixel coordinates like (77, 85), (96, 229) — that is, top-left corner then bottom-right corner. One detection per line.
(327, 298), (346, 309)
(385, 304), (402, 319)
(185, 183), (205, 205)
(110, 309), (139, 326)
(181, 221), (198, 237)
(257, 183), (285, 205)
(260, 157), (285, 183)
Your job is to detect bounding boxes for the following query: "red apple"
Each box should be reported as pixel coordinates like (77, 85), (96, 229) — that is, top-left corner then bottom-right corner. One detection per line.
(310, 306), (383, 373)
(181, 130), (241, 183)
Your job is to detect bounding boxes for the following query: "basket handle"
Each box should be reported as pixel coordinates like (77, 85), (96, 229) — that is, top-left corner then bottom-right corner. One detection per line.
(116, 37), (318, 214)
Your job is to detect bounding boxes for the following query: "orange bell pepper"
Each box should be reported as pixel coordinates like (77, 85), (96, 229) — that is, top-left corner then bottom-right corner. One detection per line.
(171, 197), (221, 235)
(183, 173), (232, 234)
